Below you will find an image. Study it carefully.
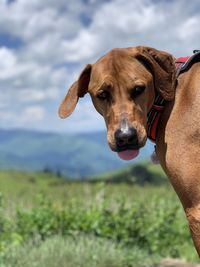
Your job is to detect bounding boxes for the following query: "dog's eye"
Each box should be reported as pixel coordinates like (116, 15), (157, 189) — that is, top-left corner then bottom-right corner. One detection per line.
(131, 86), (146, 99)
(97, 90), (110, 101)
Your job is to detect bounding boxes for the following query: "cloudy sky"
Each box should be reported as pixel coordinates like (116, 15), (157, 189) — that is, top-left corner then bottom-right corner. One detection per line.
(0, 0), (199, 133)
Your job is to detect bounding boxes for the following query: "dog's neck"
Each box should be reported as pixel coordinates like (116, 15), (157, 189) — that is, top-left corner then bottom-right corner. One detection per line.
(147, 50), (200, 143)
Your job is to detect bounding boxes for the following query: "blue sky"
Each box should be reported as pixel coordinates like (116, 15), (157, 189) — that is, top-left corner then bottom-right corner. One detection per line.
(0, 0), (199, 133)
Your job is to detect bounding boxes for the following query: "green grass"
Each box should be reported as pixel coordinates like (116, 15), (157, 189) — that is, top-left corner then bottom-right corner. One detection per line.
(0, 170), (199, 266)
(1, 235), (160, 267)
(0, 169), (167, 209)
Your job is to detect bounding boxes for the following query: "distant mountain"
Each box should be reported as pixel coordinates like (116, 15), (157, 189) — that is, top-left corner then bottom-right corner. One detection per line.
(0, 128), (154, 177)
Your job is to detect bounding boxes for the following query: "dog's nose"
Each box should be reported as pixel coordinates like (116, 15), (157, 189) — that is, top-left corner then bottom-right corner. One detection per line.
(114, 127), (138, 147)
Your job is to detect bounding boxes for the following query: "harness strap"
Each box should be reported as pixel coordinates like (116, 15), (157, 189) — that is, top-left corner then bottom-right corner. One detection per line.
(147, 94), (165, 142)
(175, 57), (190, 77)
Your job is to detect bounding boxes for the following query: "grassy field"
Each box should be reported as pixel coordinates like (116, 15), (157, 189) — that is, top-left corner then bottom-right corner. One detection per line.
(0, 170), (199, 266)
(2, 235), (160, 267)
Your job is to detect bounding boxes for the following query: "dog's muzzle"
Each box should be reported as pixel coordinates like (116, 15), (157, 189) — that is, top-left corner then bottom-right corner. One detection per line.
(114, 127), (139, 151)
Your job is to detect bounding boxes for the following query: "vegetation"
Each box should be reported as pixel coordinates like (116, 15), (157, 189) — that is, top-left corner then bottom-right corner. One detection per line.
(92, 161), (167, 185)
(0, 170), (199, 266)
(1, 235), (159, 267)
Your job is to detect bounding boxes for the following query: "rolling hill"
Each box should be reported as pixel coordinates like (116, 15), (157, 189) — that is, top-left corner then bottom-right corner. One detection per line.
(0, 128), (154, 177)
(92, 161), (167, 185)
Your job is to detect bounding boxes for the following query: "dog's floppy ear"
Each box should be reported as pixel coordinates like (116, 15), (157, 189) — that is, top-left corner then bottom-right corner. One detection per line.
(135, 46), (176, 101)
(58, 64), (92, 118)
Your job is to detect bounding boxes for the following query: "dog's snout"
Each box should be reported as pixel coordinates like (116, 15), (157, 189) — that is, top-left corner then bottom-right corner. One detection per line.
(114, 127), (138, 148)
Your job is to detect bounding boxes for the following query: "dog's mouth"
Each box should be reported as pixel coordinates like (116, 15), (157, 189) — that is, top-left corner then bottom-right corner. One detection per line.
(109, 144), (141, 161)
(107, 127), (146, 161)
(109, 140), (146, 161)
(117, 149), (139, 161)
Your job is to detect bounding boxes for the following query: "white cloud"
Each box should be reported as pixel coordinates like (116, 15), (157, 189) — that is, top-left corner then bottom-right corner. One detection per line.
(22, 106), (45, 122)
(178, 17), (200, 41)
(0, 47), (16, 69)
(17, 89), (58, 102)
(0, 106), (45, 127)
(59, 0), (200, 63)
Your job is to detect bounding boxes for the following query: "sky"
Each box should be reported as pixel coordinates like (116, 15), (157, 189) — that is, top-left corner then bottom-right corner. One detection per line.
(0, 0), (200, 133)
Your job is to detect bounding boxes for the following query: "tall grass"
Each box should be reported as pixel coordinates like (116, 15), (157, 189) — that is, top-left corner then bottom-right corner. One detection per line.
(1, 235), (160, 267)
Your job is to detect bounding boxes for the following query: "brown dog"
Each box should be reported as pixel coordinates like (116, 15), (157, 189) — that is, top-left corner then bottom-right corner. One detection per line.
(59, 46), (200, 256)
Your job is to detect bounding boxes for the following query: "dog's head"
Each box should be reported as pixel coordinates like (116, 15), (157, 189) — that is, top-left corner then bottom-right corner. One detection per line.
(59, 46), (176, 160)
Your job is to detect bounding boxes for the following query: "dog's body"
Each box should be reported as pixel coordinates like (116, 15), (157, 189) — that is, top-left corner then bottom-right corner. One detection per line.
(157, 60), (200, 254)
(59, 46), (200, 256)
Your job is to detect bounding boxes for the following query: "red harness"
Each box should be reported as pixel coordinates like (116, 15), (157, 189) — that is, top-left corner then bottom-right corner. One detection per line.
(147, 50), (200, 142)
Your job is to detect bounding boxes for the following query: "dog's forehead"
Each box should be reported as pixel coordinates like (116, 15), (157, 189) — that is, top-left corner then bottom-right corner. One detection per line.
(89, 48), (150, 88)
(93, 48), (134, 70)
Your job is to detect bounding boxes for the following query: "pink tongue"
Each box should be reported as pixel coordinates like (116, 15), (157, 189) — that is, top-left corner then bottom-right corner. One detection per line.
(117, 149), (139, 161)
